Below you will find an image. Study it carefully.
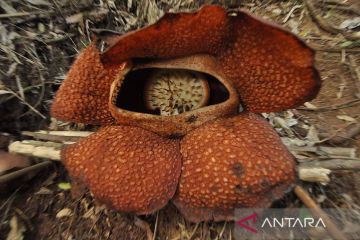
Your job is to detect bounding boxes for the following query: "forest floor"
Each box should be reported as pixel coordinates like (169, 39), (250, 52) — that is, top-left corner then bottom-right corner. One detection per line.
(0, 0), (360, 239)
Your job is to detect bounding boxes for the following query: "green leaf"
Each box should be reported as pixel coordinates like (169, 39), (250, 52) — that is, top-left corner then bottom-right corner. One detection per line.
(58, 182), (71, 190)
(340, 41), (354, 48)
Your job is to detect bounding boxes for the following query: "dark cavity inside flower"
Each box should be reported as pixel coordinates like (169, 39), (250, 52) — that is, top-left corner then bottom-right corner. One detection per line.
(114, 68), (228, 116)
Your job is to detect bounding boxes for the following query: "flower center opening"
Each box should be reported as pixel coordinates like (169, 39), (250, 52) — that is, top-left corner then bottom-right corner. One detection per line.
(144, 69), (210, 116)
(113, 68), (230, 116)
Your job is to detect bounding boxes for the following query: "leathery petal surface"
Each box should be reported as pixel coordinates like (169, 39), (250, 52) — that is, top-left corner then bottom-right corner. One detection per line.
(102, 5), (320, 113)
(62, 125), (182, 215)
(51, 43), (127, 125)
(173, 113), (296, 222)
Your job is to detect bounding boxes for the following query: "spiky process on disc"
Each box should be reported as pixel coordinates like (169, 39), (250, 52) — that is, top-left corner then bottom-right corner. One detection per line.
(173, 113), (296, 222)
(102, 5), (320, 113)
(62, 125), (182, 215)
(144, 69), (210, 116)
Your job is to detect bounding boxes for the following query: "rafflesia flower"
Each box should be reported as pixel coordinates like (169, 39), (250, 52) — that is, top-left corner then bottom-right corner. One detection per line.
(51, 5), (320, 222)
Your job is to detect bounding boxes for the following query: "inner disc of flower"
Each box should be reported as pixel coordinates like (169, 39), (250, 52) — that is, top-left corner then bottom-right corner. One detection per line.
(144, 69), (210, 116)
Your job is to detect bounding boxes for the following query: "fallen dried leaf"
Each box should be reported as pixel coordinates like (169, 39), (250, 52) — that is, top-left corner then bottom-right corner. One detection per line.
(306, 125), (320, 143)
(35, 187), (53, 195)
(272, 8), (282, 16)
(337, 115), (357, 122)
(298, 167), (331, 183)
(304, 102), (317, 109)
(0, 1), (17, 14)
(274, 116), (294, 136)
(0, 90), (11, 95)
(56, 208), (72, 218)
(66, 13), (84, 24)
(24, 0), (51, 6)
(339, 17), (360, 30)
(82, 207), (95, 219)
(6, 216), (25, 240)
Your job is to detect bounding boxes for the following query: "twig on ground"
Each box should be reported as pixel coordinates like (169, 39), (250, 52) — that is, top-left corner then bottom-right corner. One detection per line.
(217, 222), (227, 240)
(22, 130), (93, 143)
(322, 0), (360, 15)
(152, 211), (159, 240)
(305, 0), (339, 34)
(298, 167), (331, 183)
(0, 161), (52, 184)
(348, 55), (360, 95)
(0, 11), (44, 19)
(43, 34), (75, 44)
(0, 187), (21, 225)
(297, 99), (360, 112)
(4, 87), (46, 119)
(319, 123), (360, 145)
(1, 82), (56, 104)
(15, 208), (34, 232)
(49, 0), (68, 26)
(305, 0), (360, 41)
(135, 217), (154, 240)
(20, 67), (45, 118)
(188, 223), (200, 240)
(311, 47), (360, 53)
(283, 4), (302, 23)
(299, 159), (360, 170)
(287, 145), (356, 158)
(294, 185), (348, 240)
(8, 140), (62, 160)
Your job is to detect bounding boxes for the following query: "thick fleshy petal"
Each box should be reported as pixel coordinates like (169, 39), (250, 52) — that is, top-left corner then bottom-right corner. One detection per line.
(102, 5), (320, 112)
(62, 125), (181, 215)
(173, 113), (295, 222)
(51, 43), (127, 124)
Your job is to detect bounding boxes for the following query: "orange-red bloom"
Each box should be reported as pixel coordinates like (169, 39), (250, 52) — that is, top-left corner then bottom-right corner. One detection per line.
(52, 5), (320, 222)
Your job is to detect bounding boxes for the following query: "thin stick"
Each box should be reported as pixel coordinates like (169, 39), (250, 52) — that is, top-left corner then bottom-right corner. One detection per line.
(152, 211), (159, 240)
(22, 130), (92, 143)
(348, 55), (360, 94)
(135, 217), (154, 240)
(8, 140), (62, 160)
(286, 145), (356, 158)
(298, 167), (331, 183)
(0, 11), (43, 19)
(0, 161), (52, 184)
(299, 159), (360, 170)
(5, 87), (46, 119)
(50, 0), (67, 25)
(322, 0), (360, 15)
(217, 222), (227, 240)
(283, 4), (302, 23)
(188, 223), (200, 240)
(319, 123), (360, 145)
(297, 99), (360, 112)
(294, 185), (348, 240)
(312, 47), (360, 53)
(305, 0), (360, 41)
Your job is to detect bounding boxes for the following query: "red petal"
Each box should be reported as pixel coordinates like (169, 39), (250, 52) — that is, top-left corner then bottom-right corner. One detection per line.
(102, 5), (320, 112)
(62, 125), (181, 215)
(51, 43), (127, 124)
(173, 113), (295, 222)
